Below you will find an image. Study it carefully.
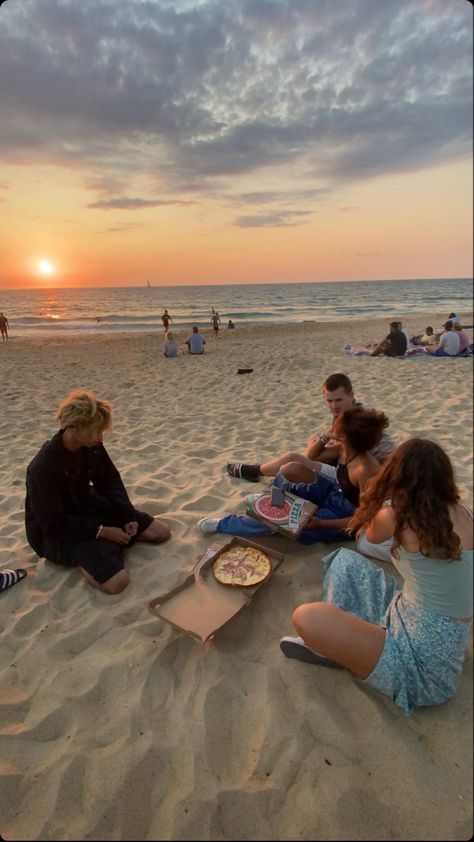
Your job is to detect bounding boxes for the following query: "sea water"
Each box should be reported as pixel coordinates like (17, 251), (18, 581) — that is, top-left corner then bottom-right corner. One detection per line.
(0, 278), (471, 338)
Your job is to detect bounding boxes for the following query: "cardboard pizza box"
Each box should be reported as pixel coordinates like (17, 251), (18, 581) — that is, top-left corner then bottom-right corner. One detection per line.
(245, 488), (316, 540)
(148, 537), (284, 643)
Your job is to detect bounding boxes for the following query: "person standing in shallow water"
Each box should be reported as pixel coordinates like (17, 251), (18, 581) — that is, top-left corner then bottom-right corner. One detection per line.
(211, 310), (221, 337)
(161, 309), (173, 333)
(0, 312), (9, 341)
(25, 390), (171, 595)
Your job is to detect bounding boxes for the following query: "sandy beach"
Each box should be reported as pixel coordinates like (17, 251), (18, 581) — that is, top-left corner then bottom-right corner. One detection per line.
(0, 313), (472, 842)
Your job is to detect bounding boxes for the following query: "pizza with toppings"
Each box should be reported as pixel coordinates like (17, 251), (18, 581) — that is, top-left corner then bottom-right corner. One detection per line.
(213, 545), (272, 587)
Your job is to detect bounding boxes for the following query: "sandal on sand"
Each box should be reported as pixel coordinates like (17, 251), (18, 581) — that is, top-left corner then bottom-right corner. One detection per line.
(0, 568), (27, 592)
(279, 636), (341, 668)
(226, 463), (261, 482)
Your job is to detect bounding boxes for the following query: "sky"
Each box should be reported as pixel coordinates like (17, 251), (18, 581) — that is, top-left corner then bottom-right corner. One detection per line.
(0, 0), (472, 289)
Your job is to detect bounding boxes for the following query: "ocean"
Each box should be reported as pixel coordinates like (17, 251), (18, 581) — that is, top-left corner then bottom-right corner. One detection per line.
(0, 278), (471, 338)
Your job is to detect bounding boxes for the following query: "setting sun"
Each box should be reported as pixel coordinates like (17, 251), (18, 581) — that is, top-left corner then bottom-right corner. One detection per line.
(38, 260), (54, 275)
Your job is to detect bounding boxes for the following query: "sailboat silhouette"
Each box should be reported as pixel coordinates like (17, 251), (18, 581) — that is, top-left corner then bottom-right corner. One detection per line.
(147, 281), (152, 288)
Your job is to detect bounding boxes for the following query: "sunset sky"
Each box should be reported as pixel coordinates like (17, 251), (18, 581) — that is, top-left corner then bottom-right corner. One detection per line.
(1, 0), (472, 289)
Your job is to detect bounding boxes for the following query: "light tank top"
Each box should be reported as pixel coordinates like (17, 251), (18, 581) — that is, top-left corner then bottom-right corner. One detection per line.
(392, 546), (473, 618)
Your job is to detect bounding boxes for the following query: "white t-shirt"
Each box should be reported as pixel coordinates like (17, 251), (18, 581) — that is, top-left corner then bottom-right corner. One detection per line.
(187, 332), (205, 353)
(439, 331), (460, 355)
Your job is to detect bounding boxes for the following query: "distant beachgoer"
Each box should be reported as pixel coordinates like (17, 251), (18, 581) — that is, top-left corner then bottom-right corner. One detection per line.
(420, 326), (436, 346)
(161, 309), (173, 332)
(453, 323), (470, 354)
(211, 311), (221, 337)
(186, 326), (206, 354)
(163, 331), (178, 357)
(227, 319), (235, 329)
(397, 321), (411, 348)
(25, 390), (171, 595)
(426, 320), (460, 356)
(448, 312), (461, 326)
(371, 321), (407, 357)
(279, 439), (473, 716)
(0, 312), (9, 341)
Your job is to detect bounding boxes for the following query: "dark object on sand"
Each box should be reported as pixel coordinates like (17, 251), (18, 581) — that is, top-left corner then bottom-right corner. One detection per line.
(237, 368), (253, 374)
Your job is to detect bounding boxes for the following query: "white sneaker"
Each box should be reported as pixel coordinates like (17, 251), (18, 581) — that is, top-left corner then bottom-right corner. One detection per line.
(198, 517), (220, 534)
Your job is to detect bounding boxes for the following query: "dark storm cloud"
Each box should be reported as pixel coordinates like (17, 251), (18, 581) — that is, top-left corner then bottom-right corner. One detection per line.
(0, 0), (471, 212)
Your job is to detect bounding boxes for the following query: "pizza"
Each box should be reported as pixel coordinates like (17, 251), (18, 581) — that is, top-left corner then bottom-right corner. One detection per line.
(254, 491), (292, 523)
(213, 545), (272, 587)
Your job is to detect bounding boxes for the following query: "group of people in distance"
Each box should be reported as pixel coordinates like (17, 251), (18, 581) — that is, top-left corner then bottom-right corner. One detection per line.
(3, 367), (472, 718)
(371, 314), (471, 358)
(161, 308), (234, 357)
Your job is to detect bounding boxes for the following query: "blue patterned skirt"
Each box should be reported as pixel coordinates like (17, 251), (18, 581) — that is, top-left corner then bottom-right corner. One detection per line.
(322, 548), (471, 715)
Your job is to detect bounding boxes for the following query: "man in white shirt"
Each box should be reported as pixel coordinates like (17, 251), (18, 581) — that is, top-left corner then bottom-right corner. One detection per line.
(226, 372), (395, 482)
(426, 320), (460, 356)
(186, 326), (206, 354)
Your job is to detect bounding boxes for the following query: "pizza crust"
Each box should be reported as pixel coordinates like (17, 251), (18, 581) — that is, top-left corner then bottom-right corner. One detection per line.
(213, 545), (272, 587)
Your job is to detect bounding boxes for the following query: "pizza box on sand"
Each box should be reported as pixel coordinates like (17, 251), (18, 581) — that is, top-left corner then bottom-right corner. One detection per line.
(148, 537), (284, 643)
(245, 488), (316, 540)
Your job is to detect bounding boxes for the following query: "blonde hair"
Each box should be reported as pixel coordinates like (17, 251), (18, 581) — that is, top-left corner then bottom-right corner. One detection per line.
(56, 390), (112, 435)
(166, 331), (174, 340)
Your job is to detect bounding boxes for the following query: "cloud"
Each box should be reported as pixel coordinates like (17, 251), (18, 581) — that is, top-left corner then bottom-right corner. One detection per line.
(0, 0), (471, 211)
(234, 209), (313, 228)
(87, 196), (194, 210)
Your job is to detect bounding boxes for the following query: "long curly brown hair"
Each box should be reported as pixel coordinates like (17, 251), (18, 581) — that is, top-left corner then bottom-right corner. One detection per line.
(348, 438), (462, 561)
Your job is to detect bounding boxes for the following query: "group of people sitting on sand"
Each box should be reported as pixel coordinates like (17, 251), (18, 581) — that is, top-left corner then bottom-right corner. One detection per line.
(2, 377), (472, 719)
(370, 314), (472, 358)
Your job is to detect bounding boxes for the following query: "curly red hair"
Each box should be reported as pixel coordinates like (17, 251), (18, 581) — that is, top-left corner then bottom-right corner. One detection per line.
(349, 438), (462, 561)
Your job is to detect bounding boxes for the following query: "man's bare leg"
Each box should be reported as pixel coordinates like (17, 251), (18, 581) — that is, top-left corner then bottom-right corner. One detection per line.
(259, 451), (319, 477)
(80, 567), (129, 595)
(136, 517), (171, 543)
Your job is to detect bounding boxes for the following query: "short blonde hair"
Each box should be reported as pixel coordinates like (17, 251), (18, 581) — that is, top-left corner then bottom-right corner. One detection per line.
(166, 331), (174, 340)
(56, 390), (112, 435)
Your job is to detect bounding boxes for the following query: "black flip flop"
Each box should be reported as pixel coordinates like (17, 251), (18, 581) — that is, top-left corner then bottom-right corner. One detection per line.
(226, 463), (261, 482)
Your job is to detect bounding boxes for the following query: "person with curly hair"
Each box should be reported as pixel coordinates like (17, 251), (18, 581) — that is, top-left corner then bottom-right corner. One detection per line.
(279, 439), (473, 715)
(199, 406), (389, 545)
(25, 390), (171, 595)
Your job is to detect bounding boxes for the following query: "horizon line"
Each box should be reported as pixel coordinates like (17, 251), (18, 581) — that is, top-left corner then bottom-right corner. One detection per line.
(0, 275), (471, 293)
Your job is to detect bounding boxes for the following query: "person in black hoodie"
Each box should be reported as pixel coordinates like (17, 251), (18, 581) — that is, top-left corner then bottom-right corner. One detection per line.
(25, 390), (170, 594)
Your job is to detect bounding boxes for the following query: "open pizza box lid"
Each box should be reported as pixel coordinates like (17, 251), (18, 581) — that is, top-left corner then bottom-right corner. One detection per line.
(148, 536), (284, 643)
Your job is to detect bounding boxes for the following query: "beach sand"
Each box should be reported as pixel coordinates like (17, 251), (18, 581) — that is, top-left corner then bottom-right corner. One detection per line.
(1, 313), (472, 842)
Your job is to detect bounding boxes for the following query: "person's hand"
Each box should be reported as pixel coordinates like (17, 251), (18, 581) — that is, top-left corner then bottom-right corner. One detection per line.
(100, 526), (131, 545)
(124, 521), (139, 538)
(306, 431), (320, 448)
(305, 515), (323, 530)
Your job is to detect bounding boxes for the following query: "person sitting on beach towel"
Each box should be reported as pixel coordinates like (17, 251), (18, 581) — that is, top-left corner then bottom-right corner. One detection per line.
(25, 390), (171, 595)
(425, 320), (460, 356)
(453, 323), (471, 354)
(199, 406), (389, 545)
(226, 372), (395, 483)
(371, 321), (407, 357)
(279, 438), (473, 716)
